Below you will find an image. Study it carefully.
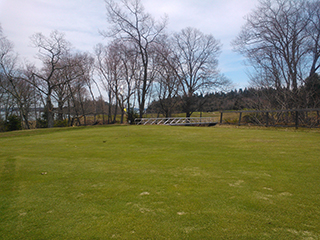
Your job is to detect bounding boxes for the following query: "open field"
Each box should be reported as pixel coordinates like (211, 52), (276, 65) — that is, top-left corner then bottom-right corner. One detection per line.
(1, 125), (320, 239)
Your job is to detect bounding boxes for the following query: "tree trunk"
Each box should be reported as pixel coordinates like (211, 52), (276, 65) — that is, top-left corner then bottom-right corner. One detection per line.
(46, 96), (54, 128)
(120, 110), (124, 124)
(67, 83), (81, 126)
(108, 90), (112, 124)
(57, 98), (64, 121)
(139, 54), (149, 118)
(67, 99), (71, 126)
(79, 96), (86, 126)
(21, 110), (30, 129)
(113, 101), (118, 123)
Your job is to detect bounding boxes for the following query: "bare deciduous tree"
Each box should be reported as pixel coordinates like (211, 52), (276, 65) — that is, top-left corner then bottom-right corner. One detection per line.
(306, 0), (320, 78)
(117, 42), (138, 122)
(172, 27), (228, 117)
(95, 43), (121, 123)
(153, 40), (181, 117)
(30, 30), (71, 128)
(58, 52), (91, 126)
(103, 0), (167, 118)
(0, 26), (34, 128)
(233, 0), (320, 109)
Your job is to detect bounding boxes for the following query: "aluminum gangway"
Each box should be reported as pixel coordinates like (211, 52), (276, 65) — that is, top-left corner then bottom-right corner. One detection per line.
(134, 117), (218, 126)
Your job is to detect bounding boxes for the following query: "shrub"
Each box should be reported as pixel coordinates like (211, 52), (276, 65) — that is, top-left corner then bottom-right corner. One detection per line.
(54, 119), (68, 127)
(224, 118), (238, 124)
(6, 115), (22, 131)
(36, 118), (47, 128)
(126, 108), (139, 124)
(36, 112), (48, 128)
(0, 118), (6, 132)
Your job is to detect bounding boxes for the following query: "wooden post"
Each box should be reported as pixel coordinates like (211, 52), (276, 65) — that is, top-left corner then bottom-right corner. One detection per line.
(295, 111), (299, 129)
(266, 112), (269, 127)
(220, 112), (223, 124)
(317, 111), (319, 126)
(238, 112), (242, 126)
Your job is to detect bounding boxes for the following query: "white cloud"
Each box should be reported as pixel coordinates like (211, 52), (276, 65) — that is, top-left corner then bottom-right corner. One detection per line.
(0, 0), (258, 88)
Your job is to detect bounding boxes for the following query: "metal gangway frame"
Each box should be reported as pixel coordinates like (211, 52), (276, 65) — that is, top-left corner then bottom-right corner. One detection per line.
(134, 117), (218, 126)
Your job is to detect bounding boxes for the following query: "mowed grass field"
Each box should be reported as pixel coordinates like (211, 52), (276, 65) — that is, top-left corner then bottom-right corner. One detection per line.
(1, 125), (320, 239)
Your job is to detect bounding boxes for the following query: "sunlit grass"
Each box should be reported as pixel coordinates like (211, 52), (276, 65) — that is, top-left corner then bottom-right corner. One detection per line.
(1, 125), (320, 239)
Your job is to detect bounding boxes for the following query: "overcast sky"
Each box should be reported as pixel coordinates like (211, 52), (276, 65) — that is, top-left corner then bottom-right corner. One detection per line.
(0, 0), (258, 89)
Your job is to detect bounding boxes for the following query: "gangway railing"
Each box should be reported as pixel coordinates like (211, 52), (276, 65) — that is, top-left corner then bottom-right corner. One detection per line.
(134, 117), (218, 126)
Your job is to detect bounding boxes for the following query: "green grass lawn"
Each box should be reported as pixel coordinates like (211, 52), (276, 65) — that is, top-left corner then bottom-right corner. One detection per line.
(1, 125), (320, 239)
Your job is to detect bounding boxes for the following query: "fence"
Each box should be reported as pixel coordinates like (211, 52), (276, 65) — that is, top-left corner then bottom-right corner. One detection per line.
(135, 109), (320, 128)
(134, 117), (218, 126)
(219, 109), (320, 128)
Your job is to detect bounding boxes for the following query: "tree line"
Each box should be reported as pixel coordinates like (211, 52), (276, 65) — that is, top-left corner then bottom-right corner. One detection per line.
(148, 82), (320, 116)
(1, 0), (320, 131)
